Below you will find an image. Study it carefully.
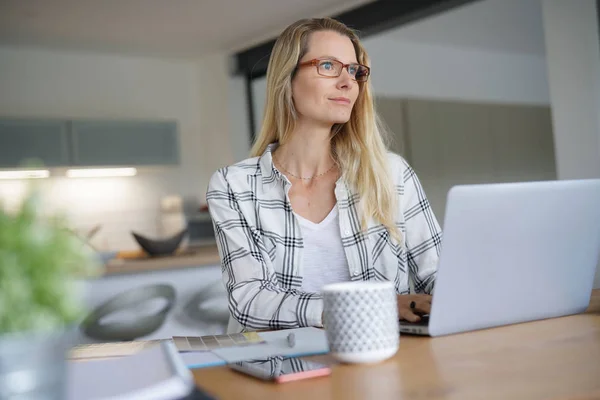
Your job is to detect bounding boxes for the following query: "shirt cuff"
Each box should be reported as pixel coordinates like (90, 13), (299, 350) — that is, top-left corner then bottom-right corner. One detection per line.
(305, 298), (324, 328)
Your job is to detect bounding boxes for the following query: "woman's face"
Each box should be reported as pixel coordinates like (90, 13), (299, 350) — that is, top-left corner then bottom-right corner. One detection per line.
(292, 30), (360, 128)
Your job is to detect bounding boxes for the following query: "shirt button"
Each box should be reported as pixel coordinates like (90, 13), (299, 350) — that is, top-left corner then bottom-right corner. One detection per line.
(353, 271), (359, 277)
(345, 230), (351, 235)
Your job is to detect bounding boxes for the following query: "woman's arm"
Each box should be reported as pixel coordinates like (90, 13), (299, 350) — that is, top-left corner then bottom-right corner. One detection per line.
(206, 169), (323, 331)
(401, 163), (443, 294)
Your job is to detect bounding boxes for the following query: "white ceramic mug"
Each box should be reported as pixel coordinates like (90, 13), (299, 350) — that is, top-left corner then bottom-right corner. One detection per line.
(321, 281), (399, 364)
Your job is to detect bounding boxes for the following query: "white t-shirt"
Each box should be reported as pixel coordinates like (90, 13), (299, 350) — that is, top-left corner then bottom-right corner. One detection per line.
(296, 206), (351, 293)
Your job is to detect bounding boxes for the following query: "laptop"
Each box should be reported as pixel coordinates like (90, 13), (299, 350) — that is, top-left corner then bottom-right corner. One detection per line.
(399, 179), (600, 337)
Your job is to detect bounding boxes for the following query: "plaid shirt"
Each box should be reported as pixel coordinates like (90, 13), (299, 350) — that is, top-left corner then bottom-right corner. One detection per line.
(206, 144), (442, 333)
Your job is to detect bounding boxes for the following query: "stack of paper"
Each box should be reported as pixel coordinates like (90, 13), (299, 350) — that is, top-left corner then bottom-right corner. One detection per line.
(68, 328), (330, 373)
(210, 327), (329, 363)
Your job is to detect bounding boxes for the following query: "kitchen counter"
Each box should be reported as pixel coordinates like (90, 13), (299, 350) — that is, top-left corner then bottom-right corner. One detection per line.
(103, 244), (221, 276)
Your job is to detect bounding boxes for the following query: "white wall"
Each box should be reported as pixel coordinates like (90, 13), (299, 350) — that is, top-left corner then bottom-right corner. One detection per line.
(363, 38), (549, 105)
(386, 0), (545, 57)
(0, 47), (233, 250)
(193, 53), (234, 182)
(229, 75), (252, 162)
(251, 77), (268, 138)
(541, 0), (600, 288)
(542, 0), (600, 180)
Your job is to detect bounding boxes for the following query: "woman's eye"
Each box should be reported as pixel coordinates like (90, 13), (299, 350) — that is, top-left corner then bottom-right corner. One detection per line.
(320, 61), (334, 70)
(348, 65), (358, 75)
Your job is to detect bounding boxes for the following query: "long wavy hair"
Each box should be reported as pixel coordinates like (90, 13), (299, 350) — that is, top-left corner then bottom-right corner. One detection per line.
(250, 17), (401, 243)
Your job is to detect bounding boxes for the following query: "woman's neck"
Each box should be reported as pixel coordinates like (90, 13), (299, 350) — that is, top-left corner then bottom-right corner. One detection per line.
(274, 123), (336, 181)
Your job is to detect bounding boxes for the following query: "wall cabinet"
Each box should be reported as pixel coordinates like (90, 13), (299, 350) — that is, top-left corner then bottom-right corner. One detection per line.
(0, 119), (70, 168)
(0, 118), (179, 168)
(71, 120), (179, 167)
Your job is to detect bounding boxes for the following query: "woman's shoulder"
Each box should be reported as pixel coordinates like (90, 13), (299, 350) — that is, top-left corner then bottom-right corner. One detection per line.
(208, 156), (262, 189)
(386, 151), (410, 168)
(386, 151), (413, 182)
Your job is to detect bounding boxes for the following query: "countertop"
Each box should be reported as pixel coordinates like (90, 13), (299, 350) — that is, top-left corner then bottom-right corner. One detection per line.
(103, 244), (221, 276)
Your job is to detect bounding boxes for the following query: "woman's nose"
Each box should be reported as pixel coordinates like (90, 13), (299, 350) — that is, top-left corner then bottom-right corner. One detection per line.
(337, 68), (353, 88)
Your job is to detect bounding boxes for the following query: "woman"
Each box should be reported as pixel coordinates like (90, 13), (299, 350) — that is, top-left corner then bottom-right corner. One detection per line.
(207, 17), (442, 333)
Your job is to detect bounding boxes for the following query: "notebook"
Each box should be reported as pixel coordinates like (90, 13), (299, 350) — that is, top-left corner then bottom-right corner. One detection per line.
(68, 341), (194, 400)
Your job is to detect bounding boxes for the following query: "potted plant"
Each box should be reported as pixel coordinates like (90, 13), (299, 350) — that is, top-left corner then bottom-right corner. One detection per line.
(0, 186), (100, 399)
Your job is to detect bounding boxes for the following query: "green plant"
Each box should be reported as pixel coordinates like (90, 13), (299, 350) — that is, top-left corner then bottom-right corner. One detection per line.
(0, 188), (100, 334)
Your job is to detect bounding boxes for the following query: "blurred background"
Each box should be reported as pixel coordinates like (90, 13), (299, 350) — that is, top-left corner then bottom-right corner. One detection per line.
(0, 0), (598, 340)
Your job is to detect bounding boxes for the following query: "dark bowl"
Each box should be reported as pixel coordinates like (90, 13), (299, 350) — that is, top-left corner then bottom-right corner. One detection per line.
(81, 284), (176, 341)
(131, 228), (188, 257)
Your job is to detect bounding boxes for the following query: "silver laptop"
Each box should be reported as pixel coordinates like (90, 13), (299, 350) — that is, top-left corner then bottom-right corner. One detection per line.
(399, 179), (600, 337)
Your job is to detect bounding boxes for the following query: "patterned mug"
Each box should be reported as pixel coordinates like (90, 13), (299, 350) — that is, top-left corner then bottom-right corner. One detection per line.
(322, 281), (399, 364)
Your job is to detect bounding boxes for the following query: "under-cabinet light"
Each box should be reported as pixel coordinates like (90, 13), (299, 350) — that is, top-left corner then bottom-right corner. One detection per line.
(66, 167), (137, 178)
(0, 170), (50, 179)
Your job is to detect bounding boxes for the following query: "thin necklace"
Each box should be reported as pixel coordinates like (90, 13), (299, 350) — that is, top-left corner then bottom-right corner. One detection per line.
(273, 155), (337, 181)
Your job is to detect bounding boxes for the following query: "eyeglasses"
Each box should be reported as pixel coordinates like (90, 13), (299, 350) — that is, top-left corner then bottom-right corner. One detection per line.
(297, 58), (370, 82)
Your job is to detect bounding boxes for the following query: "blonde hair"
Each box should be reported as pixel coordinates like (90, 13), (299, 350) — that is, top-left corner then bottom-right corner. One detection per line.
(251, 17), (401, 243)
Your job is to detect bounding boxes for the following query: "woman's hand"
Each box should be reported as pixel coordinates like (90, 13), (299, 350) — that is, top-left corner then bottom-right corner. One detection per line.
(397, 294), (432, 322)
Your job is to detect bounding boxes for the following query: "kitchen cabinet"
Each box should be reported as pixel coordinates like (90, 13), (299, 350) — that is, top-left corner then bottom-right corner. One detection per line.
(0, 119), (70, 168)
(71, 120), (179, 166)
(0, 118), (179, 168)
(377, 97), (556, 221)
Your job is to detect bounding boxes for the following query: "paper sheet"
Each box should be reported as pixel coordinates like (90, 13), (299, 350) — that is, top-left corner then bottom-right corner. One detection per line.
(173, 332), (264, 352)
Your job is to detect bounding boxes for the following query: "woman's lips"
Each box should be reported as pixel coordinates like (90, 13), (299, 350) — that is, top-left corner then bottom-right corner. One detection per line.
(330, 97), (351, 105)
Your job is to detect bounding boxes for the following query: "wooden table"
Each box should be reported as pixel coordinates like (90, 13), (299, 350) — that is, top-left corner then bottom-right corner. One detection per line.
(194, 289), (600, 400)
